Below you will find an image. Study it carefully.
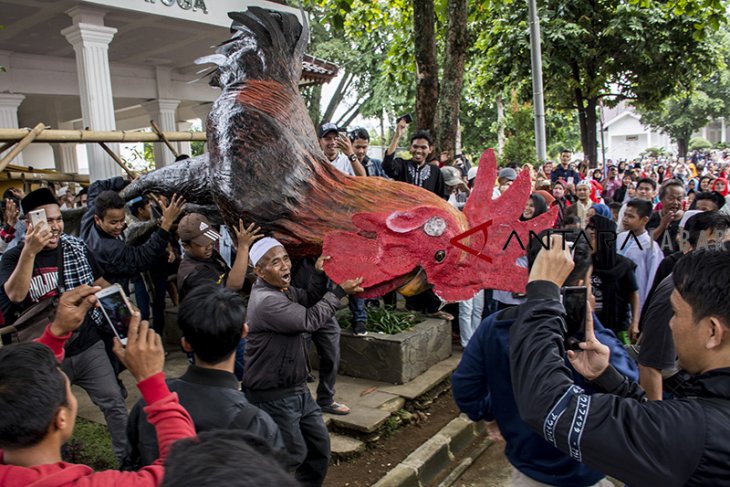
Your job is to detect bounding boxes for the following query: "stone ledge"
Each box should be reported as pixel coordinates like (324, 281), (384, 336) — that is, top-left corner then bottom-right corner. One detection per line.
(372, 414), (484, 487)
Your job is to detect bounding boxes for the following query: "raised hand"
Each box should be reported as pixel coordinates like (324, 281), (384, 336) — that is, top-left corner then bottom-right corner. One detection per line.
(339, 276), (364, 295)
(315, 255), (330, 273)
(112, 314), (165, 382)
(528, 234), (575, 287)
(567, 303), (611, 381)
(160, 193), (186, 231)
(50, 285), (102, 336)
(4, 199), (19, 227)
(24, 221), (53, 255)
(233, 219), (263, 251)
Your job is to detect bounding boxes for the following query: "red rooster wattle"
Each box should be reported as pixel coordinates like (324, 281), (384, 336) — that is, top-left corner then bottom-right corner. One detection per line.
(123, 7), (557, 303)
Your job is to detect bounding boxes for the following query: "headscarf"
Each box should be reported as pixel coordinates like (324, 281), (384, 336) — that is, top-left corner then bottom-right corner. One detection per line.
(591, 203), (613, 221)
(520, 193), (549, 221)
(711, 177), (728, 196)
(533, 190), (555, 206)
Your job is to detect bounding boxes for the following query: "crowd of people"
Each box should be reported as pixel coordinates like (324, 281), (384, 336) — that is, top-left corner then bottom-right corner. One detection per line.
(0, 120), (729, 487)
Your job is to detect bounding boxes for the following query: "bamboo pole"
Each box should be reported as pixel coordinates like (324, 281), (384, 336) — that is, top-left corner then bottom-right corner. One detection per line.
(0, 128), (207, 143)
(0, 123), (47, 172)
(98, 142), (137, 179)
(0, 171), (90, 183)
(149, 120), (180, 158)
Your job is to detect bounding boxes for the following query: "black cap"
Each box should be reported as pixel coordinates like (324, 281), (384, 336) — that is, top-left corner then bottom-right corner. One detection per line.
(318, 122), (338, 138)
(21, 188), (58, 214)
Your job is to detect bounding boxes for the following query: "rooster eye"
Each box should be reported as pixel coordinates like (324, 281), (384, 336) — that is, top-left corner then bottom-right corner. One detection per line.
(424, 217), (446, 237)
(434, 250), (446, 262)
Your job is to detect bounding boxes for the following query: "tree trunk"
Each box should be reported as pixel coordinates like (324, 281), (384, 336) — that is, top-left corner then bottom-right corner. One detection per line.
(436, 0), (467, 158)
(497, 94), (505, 156)
(575, 93), (598, 167)
(413, 0), (439, 133)
(677, 137), (689, 160)
(320, 71), (353, 125)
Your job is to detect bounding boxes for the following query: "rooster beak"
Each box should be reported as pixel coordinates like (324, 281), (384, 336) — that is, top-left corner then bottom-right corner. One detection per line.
(397, 269), (432, 297)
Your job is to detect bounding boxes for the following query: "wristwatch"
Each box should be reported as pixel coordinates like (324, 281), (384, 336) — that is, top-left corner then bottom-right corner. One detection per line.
(348, 153), (357, 162)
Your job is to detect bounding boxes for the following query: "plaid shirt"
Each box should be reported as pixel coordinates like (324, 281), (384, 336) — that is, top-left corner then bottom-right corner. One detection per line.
(59, 234), (103, 326)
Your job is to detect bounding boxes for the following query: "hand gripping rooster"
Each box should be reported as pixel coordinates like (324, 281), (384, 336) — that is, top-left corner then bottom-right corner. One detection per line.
(123, 7), (557, 302)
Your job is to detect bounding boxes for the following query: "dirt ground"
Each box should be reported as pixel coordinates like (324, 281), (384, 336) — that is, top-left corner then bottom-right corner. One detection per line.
(324, 390), (461, 487)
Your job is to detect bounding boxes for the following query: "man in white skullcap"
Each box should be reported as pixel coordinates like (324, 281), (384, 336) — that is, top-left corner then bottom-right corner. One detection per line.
(243, 238), (364, 487)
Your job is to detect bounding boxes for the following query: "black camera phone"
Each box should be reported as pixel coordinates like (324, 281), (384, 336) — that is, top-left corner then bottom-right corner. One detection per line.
(396, 113), (412, 125)
(561, 286), (587, 351)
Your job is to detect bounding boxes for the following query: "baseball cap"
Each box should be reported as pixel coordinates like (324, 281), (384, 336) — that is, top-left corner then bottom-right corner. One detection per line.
(498, 167), (517, 182)
(178, 213), (220, 246)
(467, 166), (478, 181)
(441, 166), (463, 187)
(318, 122), (339, 138)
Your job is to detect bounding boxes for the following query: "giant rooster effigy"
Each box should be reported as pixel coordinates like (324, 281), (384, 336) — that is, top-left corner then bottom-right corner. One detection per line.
(123, 7), (557, 302)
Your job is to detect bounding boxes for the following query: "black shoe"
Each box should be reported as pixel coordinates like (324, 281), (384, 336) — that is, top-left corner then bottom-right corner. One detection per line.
(353, 322), (368, 336)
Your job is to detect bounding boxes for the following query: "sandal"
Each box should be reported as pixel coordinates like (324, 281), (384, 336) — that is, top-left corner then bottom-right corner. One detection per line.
(321, 402), (351, 415)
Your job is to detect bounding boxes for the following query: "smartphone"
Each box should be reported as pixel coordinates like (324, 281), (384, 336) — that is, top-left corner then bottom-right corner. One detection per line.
(28, 208), (47, 227)
(561, 286), (587, 351)
(396, 113), (412, 125)
(567, 176), (574, 185)
(96, 284), (133, 346)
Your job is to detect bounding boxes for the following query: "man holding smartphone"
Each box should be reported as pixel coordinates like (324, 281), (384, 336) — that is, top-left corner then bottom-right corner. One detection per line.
(0, 188), (130, 463)
(317, 123), (366, 177)
(453, 231), (637, 487)
(509, 238), (730, 485)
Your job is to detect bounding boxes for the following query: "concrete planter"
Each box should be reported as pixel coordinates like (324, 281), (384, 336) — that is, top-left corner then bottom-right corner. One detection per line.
(337, 318), (452, 384)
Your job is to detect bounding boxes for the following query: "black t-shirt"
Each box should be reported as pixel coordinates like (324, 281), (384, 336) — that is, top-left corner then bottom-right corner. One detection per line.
(0, 242), (103, 355)
(638, 275), (676, 370)
(591, 266), (638, 332)
(646, 212), (681, 256)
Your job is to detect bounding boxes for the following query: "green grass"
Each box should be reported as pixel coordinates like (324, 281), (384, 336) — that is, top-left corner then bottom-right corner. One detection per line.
(339, 306), (423, 335)
(64, 417), (117, 471)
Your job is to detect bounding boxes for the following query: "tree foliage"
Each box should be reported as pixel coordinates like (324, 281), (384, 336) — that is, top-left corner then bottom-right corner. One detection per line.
(473, 0), (727, 165)
(638, 31), (730, 158)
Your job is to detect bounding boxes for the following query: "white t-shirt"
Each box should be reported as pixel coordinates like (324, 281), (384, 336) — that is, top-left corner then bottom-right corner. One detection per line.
(617, 230), (663, 309)
(329, 153), (355, 176)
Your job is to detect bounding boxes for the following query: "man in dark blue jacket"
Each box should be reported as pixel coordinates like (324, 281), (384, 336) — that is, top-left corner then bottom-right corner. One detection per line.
(509, 240), (730, 486)
(453, 231), (638, 486)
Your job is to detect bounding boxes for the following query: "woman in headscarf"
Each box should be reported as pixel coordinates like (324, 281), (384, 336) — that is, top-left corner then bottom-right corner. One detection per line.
(494, 193), (551, 311)
(587, 214), (641, 344)
(711, 177), (730, 215)
(587, 203), (614, 222)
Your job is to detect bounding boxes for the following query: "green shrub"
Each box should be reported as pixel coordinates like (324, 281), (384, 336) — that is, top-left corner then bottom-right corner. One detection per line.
(339, 306), (422, 335)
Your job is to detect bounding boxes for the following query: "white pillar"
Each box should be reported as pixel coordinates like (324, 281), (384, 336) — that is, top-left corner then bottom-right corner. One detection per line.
(143, 98), (180, 168)
(177, 121), (193, 158)
(192, 104), (211, 153)
(702, 126), (708, 140)
(0, 93), (26, 165)
(61, 6), (120, 182)
(721, 117), (726, 144)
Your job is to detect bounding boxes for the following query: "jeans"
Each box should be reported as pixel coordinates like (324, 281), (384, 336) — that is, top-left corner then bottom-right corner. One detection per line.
(253, 391), (330, 487)
(458, 290), (484, 348)
(61, 340), (128, 462)
(307, 318), (340, 407)
(348, 296), (366, 323)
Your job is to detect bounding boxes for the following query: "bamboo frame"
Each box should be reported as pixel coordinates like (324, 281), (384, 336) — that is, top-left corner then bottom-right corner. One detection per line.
(99, 142), (137, 179)
(0, 171), (90, 183)
(0, 128), (207, 143)
(150, 120), (180, 158)
(0, 123), (47, 172)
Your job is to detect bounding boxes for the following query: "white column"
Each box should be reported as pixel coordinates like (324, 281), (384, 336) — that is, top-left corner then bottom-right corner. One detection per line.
(702, 126), (708, 140)
(61, 6), (120, 182)
(0, 93), (26, 165)
(721, 117), (727, 144)
(52, 122), (79, 173)
(143, 98), (180, 168)
(177, 121), (193, 157)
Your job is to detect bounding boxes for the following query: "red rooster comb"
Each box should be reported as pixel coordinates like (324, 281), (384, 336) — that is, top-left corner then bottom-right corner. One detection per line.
(323, 149), (558, 302)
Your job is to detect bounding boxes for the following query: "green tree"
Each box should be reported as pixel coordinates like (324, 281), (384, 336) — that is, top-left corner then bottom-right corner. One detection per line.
(639, 31), (730, 158)
(502, 97), (537, 167)
(473, 0), (726, 166)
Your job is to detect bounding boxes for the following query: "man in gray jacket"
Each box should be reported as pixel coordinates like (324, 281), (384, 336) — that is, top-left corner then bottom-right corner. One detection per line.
(243, 237), (363, 487)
